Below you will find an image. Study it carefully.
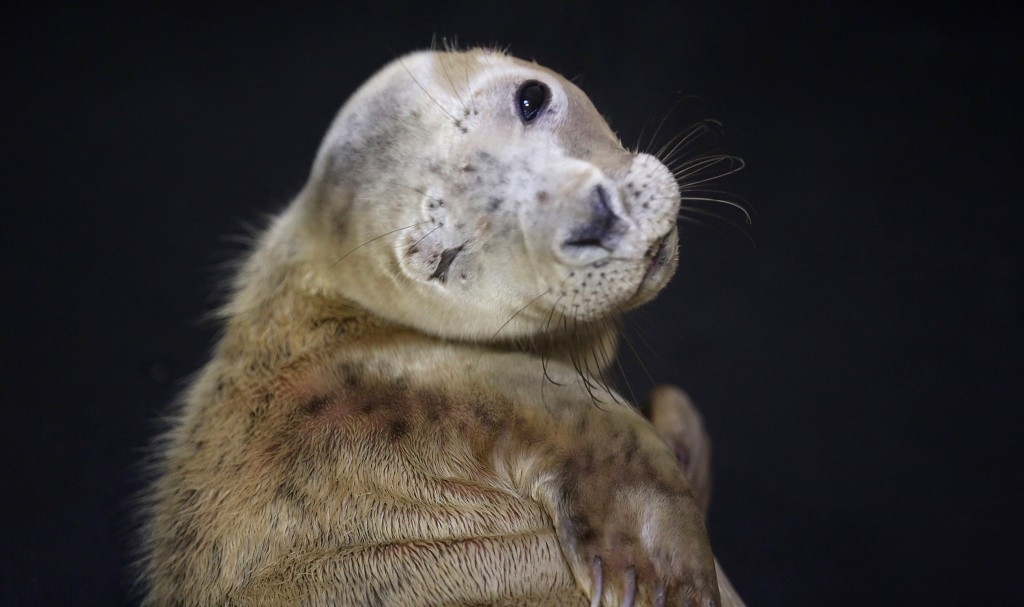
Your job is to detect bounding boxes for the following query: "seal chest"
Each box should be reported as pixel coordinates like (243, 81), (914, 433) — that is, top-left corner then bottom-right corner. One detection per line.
(139, 48), (744, 607)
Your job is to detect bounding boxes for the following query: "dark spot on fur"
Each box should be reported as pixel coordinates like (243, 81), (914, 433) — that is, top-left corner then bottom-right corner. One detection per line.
(301, 395), (333, 416)
(624, 427), (640, 455)
(575, 453), (596, 475)
(388, 419), (410, 441)
(638, 457), (678, 495)
(462, 163), (476, 172)
(623, 448), (637, 465)
(537, 191), (549, 203)
(568, 510), (596, 544)
(177, 488), (198, 509)
(422, 392), (447, 422)
(275, 480), (301, 502)
(486, 196), (504, 211)
(472, 401), (499, 430)
(429, 244), (465, 282)
(243, 407), (264, 443)
(336, 363), (364, 388)
(575, 416), (589, 433)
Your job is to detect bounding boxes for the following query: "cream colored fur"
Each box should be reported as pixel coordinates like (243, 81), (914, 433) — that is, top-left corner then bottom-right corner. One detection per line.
(139, 48), (745, 607)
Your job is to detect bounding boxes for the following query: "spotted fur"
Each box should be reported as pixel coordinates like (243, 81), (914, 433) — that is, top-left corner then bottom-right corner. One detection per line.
(139, 48), (745, 607)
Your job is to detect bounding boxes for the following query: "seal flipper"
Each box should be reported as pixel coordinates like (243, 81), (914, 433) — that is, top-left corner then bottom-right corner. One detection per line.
(645, 385), (748, 607)
(645, 385), (712, 512)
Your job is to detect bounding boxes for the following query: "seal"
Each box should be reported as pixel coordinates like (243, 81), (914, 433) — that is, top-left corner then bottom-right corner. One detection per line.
(138, 48), (746, 607)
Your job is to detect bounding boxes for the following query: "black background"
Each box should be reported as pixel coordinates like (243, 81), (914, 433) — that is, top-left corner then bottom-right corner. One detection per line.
(3, 2), (1022, 605)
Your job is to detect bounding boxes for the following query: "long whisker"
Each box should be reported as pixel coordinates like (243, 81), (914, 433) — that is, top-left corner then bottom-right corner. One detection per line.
(437, 45), (469, 116)
(591, 316), (623, 406)
(492, 289), (552, 340)
(680, 195), (753, 224)
(618, 321), (658, 386)
(399, 225), (442, 263)
(328, 222), (428, 271)
(642, 97), (699, 156)
(541, 313), (565, 389)
(393, 183), (445, 204)
(655, 120), (721, 165)
(397, 57), (459, 124)
(669, 155), (745, 185)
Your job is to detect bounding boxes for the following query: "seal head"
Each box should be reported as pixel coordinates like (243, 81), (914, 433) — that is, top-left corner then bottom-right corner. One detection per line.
(302, 49), (681, 340)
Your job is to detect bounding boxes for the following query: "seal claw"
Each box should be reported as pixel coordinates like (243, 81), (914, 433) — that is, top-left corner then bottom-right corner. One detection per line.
(590, 557), (603, 607)
(622, 566), (637, 607)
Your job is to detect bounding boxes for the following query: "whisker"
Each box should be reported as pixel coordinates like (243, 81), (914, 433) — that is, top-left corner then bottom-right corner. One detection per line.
(393, 183), (445, 204)
(459, 46), (477, 116)
(592, 316), (624, 406)
(573, 316), (610, 407)
(680, 195), (752, 224)
(541, 292), (568, 388)
(636, 101), (678, 155)
(397, 57), (459, 125)
(655, 120), (720, 165)
(677, 212), (754, 246)
(669, 155), (745, 186)
(399, 224), (442, 263)
(618, 321), (658, 387)
(437, 46), (469, 116)
(328, 222), (428, 271)
(492, 289), (552, 340)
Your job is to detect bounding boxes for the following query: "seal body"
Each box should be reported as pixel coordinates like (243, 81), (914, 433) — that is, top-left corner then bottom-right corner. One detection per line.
(139, 48), (744, 607)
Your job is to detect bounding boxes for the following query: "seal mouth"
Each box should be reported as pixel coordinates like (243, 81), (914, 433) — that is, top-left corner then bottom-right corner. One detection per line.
(639, 233), (672, 289)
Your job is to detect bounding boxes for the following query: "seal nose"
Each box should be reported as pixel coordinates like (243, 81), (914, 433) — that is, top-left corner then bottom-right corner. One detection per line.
(563, 185), (625, 252)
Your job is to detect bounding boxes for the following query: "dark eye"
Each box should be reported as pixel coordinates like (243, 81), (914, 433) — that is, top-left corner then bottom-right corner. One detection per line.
(517, 80), (550, 123)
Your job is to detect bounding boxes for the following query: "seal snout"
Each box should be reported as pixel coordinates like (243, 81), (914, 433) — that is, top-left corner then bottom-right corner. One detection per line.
(562, 184), (627, 253)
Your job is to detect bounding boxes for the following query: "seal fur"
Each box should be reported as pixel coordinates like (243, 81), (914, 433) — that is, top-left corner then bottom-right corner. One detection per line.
(138, 48), (745, 607)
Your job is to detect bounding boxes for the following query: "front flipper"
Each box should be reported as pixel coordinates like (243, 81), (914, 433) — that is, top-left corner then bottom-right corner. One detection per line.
(532, 408), (721, 607)
(646, 385), (712, 513)
(646, 385), (748, 607)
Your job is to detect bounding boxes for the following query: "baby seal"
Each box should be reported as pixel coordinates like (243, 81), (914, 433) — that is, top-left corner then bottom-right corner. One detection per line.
(139, 48), (745, 606)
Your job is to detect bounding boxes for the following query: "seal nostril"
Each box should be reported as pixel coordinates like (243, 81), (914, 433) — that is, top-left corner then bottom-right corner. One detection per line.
(564, 185), (623, 251)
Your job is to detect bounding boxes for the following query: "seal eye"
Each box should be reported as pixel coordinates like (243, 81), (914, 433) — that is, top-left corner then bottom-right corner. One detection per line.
(517, 80), (550, 123)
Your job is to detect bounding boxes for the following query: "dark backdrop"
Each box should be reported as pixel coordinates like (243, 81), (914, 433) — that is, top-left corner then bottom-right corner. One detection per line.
(3, 2), (1021, 605)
